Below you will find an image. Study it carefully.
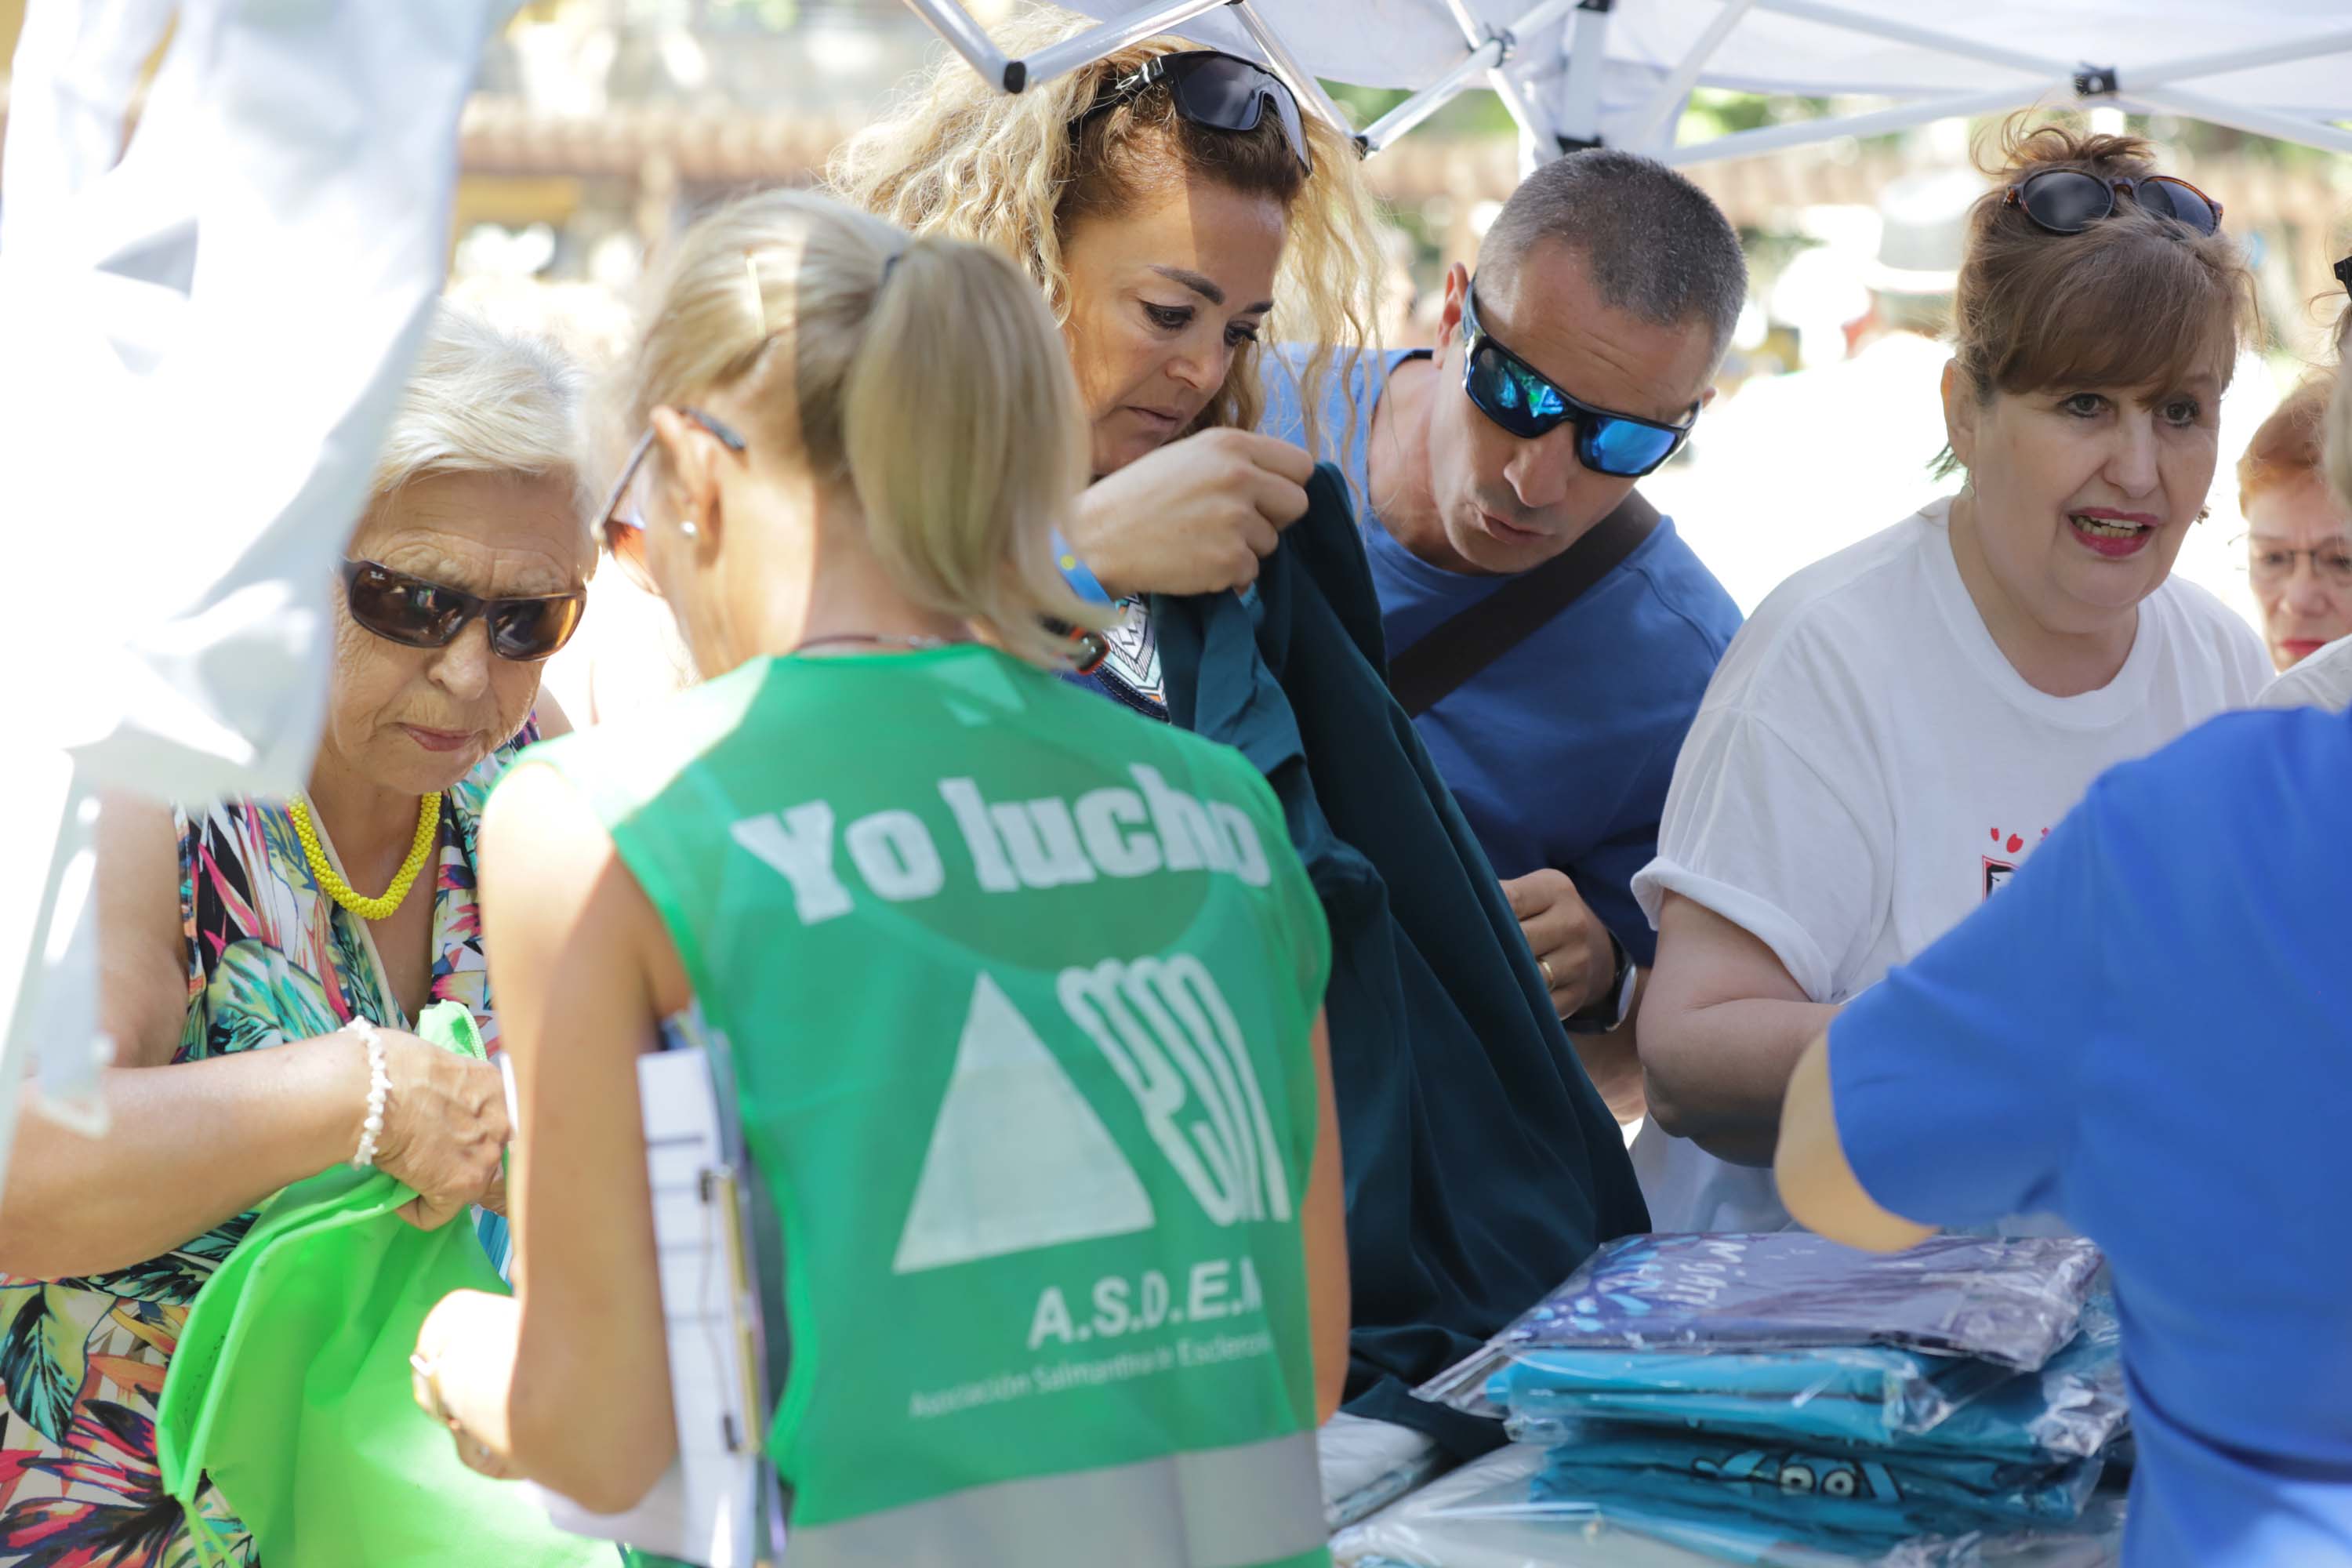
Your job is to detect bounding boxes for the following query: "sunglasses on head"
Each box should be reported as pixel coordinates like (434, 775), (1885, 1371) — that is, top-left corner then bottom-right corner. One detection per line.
(2004, 169), (2223, 238)
(2334, 253), (2352, 300)
(597, 406), (747, 594)
(343, 560), (585, 662)
(1080, 49), (1312, 174)
(1457, 281), (1694, 478)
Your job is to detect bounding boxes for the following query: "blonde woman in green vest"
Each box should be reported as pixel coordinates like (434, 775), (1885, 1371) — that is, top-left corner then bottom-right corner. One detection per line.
(408, 188), (1348, 1566)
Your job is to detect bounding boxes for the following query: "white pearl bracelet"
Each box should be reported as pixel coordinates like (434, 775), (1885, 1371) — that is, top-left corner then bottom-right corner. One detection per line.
(350, 1018), (391, 1169)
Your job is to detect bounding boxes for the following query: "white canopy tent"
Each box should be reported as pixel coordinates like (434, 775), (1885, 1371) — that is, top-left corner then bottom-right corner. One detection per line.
(0, 0), (513, 1183)
(1, 0), (2346, 1196)
(906, 0), (2352, 162)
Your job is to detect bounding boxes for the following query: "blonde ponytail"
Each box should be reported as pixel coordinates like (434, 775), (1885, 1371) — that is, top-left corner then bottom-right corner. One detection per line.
(842, 234), (1102, 666)
(618, 188), (1104, 667)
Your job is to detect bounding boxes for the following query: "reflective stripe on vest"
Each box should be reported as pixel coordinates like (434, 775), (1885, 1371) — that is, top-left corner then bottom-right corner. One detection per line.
(784, 1431), (1327, 1568)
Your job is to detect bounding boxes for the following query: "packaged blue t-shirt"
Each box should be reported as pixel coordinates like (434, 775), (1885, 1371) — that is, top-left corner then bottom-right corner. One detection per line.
(1501, 1298), (2129, 1463)
(1423, 1232), (2100, 1416)
(1534, 1426), (2101, 1537)
(1258, 345), (1740, 966)
(1828, 706), (2352, 1568)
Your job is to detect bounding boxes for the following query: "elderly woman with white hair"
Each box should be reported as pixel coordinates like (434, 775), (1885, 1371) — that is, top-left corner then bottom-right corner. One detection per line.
(0, 308), (590, 1562)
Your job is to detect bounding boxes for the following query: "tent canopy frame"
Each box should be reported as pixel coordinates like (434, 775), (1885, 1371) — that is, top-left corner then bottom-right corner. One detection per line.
(897, 0), (2352, 165)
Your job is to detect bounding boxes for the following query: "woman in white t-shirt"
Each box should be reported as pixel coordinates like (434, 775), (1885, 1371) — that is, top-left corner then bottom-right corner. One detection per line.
(1628, 123), (2270, 1235)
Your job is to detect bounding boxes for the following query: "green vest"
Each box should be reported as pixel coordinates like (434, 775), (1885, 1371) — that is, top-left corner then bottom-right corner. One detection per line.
(527, 647), (1334, 1568)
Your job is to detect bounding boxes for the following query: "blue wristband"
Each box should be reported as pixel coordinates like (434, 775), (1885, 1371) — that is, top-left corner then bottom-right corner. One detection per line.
(1052, 531), (1112, 605)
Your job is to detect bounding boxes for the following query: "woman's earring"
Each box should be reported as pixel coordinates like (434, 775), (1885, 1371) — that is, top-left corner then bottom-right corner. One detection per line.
(679, 520), (700, 539)
(2196, 506), (2211, 524)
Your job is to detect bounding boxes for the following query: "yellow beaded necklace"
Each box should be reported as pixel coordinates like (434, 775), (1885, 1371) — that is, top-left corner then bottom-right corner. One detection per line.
(288, 792), (442, 922)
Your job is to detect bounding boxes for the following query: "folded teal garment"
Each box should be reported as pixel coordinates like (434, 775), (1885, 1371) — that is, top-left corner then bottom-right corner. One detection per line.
(1498, 1299), (2128, 1465)
(1528, 1487), (2129, 1568)
(1495, 1344), (2008, 1448)
(1534, 1428), (2100, 1538)
(1491, 1233), (2100, 1370)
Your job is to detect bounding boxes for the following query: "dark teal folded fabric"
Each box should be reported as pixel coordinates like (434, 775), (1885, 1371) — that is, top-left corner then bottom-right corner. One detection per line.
(1536, 1427), (2100, 1535)
(1498, 1298), (2129, 1464)
(1152, 463), (1650, 1457)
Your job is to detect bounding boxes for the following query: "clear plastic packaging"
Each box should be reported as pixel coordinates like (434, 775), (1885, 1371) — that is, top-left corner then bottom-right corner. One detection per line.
(1322, 1414), (1452, 1531)
(1494, 1345), (2009, 1448)
(1420, 1234), (2103, 1414)
(1330, 1443), (2129, 1568)
(1530, 1422), (2102, 1534)
(1497, 1298), (2129, 1464)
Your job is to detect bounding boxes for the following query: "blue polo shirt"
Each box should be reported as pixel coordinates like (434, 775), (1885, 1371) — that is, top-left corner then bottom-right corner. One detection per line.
(1260, 347), (1740, 964)
(1830, 706), (2352, 1568)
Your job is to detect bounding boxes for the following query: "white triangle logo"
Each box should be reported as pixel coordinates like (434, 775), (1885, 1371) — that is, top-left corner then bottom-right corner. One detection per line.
(891, 974), (1156, 1274)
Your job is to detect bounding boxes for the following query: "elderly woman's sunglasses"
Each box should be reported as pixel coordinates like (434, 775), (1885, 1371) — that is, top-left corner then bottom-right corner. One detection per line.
(1459, 281), (1694, 478)
(2004, 169), (2223, 238)
(1080, 49), (1311, 174)
(343, 561), (585, 662)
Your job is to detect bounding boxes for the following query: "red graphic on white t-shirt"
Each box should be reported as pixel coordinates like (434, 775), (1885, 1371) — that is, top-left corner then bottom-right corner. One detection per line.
(1981, 825), (2049, 899)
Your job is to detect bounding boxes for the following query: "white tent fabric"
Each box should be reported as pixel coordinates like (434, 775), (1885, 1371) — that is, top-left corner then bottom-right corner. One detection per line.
(2, 0), (2341, 1203)
(951, 1), (2352, 160)
(0, 0), (512, 1185)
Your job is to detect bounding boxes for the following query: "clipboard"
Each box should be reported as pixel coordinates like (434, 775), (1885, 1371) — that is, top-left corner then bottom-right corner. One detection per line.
(525, 1010), (789, 1566)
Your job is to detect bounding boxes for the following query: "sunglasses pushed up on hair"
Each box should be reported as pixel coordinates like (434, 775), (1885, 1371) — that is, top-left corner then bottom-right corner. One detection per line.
(2005, 169), (2223, 238)
(1458, 280), (1695, 478)
(343, 560), (585, 662)
(1079, 49), (1312, 174)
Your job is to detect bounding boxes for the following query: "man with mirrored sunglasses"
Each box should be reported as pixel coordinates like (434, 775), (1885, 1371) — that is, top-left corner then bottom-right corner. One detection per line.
(1262, 147), (1745, 1123)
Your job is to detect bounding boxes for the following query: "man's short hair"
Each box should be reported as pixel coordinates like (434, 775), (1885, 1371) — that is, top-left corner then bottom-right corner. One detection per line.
(1478, 149), (1747, 362)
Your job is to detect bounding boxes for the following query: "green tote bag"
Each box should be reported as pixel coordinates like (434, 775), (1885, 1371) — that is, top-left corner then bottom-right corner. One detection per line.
(157, 1000), (609, 1568)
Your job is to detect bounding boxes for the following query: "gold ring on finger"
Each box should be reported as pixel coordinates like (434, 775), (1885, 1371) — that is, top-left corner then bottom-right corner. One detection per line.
(1539, 956), (1556, 988)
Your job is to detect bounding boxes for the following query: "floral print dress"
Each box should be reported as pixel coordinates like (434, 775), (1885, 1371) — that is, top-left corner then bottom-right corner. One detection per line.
(0, 727), (535, 1567)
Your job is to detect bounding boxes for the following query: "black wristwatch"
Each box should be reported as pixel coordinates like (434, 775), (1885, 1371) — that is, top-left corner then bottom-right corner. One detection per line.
(1562, 929), (1636, 1036)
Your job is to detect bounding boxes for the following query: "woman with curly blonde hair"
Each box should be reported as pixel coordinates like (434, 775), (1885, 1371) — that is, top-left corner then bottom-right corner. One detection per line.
(836, 12), (1664, 1508)
(831, 5), (1385, 700)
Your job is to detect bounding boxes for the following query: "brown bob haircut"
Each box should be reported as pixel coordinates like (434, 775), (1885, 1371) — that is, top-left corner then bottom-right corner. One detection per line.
(1938, 119), (2257, 475)
(2238, 375), (2337, 514)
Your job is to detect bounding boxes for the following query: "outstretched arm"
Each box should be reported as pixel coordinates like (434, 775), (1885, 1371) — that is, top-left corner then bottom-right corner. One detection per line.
(1301, 1010), (1348, 1423)
(1774, 1035), (1933, 1252)
(3, 796), (502, 1276)
(423, 763), (683, 1512)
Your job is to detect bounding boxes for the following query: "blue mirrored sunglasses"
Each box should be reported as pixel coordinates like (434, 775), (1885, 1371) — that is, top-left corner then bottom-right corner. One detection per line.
(1459, 280), (1694, 478)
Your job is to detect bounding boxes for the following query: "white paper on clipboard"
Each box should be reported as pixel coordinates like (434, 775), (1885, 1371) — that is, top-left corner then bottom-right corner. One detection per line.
(524, 1033), (785, 1566)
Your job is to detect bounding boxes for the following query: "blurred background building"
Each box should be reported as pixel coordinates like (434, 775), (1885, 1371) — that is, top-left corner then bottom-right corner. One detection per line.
(5, 0), (2347, 624)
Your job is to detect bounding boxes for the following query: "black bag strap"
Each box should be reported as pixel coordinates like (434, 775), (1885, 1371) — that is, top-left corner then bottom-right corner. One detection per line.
(1388, 490), (1661, 718)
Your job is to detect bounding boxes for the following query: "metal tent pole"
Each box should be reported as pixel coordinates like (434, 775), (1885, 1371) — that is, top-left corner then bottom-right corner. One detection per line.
(1437, 0), (1560, 156)
(897, 0), (1018, 91)
(1356, 0), (1581, 157)
(1626, 0), (1757, 153)
(1014, 0), (1237, 93)
(2114, 88), (2352, 157)
(1551, 0), (1616, 150)
(1655, 84), (2044, 165)
(1360, 34), (1508, 154)
(1228, 1), (1360, 138)
(1745, 0), (2071, 81)
(2122, 28), (2352, 93)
